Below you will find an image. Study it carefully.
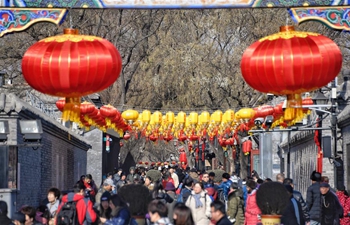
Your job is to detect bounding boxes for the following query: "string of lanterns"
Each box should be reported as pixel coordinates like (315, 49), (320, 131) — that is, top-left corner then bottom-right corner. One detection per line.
(55, 97), (314, 146)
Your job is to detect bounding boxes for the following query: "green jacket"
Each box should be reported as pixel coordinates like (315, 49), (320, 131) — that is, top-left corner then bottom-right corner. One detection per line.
(227, 189), (245, 224)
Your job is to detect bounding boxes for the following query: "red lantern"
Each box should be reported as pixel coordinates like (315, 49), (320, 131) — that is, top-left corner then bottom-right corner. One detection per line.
(22, 28), (122, 122)
(241, 26), (342, 123)
(123, 133), (131, 141)
(242, 140), (252, 155)
(56, 98), (65, 112)
(80, 101), (95, 115)
(100, 104), (118, 126)
(179, 151), (187, 169)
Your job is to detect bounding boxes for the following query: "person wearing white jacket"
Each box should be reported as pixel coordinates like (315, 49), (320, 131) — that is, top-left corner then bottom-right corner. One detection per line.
(185, 182), (212, 225)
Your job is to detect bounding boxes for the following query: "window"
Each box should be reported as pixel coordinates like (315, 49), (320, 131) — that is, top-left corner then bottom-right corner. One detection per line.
(0, 146), (17, 189)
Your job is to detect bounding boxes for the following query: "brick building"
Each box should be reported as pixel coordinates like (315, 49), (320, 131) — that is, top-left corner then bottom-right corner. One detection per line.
(0, 93), (90, 217)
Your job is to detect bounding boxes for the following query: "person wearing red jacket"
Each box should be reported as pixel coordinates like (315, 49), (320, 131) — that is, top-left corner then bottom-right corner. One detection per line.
(56, 182), (97, 225)
(83, 174), (98, 202)
(244, 180), (261, 225)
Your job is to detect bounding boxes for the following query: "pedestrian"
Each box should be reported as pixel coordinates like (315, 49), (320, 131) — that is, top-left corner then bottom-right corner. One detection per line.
(101, 194), (136, 225)
(148, 200), (173, 225)
(56, 182), (97, 225)
(173, 203), (194, 225)
(217, 173), (233, 203)
(185, 182), (212, 225)
(12, 211), (26, 225)
(244, 180), (261, 225)
(152, 181), (174, 204)
(210, 200), (232, 225)
(116, 173), (127, 191)
(144, 176), (154, 191)
(281, 184), (305, 225)
(126, 167), (140, 184)
(202, 172), (214, 188)
(46, 187), (60, 223)
(283, 178), (310, 223)
(0, 201), (13, 225)
(96, 192), (112, 225)
(227, 182), (244, 224)
(320, 182), (343, 225)
(306, 171), (322, 225)
(84, 174), (98, 203)
(169, 165), (179, 189)
(113, 168), (123, 185)
(164, 182), (177, 224)
(95, 178), (115, 205)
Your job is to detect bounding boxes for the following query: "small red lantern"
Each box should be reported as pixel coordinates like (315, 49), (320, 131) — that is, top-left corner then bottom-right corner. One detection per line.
(22, 28), (122, 122)
(56, 98), (65, 112)
(100, 104), (118, 126)
(123, 133), (131, 141)
(242, 140), (252, 155)
(80, 101), (95, 115)
(241, 26), (342, 123)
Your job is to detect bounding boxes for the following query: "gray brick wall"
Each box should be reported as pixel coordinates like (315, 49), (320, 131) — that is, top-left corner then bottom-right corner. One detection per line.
(85, 129), (103, 188)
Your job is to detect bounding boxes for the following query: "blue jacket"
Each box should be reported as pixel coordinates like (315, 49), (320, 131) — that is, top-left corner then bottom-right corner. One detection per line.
(306, 182), (322, 222)
(104, 208), (136, 225)
(217, 180), (233, 201)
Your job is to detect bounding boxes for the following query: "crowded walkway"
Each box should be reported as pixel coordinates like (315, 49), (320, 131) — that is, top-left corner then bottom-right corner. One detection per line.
(1, 164), (348, 225)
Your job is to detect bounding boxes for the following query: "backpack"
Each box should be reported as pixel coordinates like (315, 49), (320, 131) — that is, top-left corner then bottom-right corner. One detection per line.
(177, 188), (191, 203)
(56, 201), (78, 225)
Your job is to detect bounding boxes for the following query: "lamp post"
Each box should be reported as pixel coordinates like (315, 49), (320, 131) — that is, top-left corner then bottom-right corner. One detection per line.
(312, 91), (328, 173)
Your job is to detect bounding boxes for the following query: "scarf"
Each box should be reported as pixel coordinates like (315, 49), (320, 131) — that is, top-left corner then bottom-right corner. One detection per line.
(193, 193), (203, 208)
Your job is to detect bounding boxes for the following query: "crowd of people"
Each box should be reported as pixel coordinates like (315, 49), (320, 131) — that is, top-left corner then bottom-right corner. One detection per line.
(0, 164), (349, 225)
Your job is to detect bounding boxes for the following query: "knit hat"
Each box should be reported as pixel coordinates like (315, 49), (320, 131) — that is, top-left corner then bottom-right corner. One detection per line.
(164, 182), (176, 191)
(101, 191), (111, 202)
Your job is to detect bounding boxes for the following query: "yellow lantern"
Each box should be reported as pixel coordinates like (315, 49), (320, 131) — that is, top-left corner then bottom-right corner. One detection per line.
(200, 111), (210, 125)
(189, 112), (198, 126)
(177, 111), (186, 128)
(122, 109), (139, 124)
(211, 110), (223, 125)
(166, 111), (175, 125)
(142, 110), (151, 123)
(236, 108), (255, 123)
(224, 109), (235, 123)
(153, 111), (162, 127)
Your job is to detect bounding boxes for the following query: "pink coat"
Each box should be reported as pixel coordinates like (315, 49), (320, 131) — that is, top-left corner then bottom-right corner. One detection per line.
(244, 189), (261, 225)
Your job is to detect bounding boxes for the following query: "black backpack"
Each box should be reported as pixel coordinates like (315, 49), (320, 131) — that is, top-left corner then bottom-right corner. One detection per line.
(56, 201), (78, 225)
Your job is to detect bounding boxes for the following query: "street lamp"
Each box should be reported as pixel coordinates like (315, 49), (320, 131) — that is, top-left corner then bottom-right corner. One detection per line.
(0, 120), (9, 141)
(19, 120), (43, 142)
(312, 91), (329, 116)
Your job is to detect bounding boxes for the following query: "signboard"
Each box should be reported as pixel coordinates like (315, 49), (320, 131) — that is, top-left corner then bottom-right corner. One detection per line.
(10, 0), (350, 9)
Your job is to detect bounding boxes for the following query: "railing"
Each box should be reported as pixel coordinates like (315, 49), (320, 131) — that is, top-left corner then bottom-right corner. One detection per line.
(25, 91), (61, 121)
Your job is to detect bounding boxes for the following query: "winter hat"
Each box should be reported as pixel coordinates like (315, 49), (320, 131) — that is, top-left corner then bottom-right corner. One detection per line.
(12, 212), (26, 223)
(104, 178), (115, 187)
(320, 182), (330, 188)
(101, 191), (111, 202)
(310, 171), (322, 182)
(164, 182), (176, 191)
(129, 166), (135, 171)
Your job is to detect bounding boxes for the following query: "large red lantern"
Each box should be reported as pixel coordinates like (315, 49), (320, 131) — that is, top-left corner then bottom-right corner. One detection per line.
(241, 26), (342, 123)
(22, 28), (122, 122)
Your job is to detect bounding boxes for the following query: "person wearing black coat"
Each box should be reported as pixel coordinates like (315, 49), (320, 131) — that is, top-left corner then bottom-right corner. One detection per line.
(307, 171), (322, 224)
(320, 182), (343, 225)
(210, 200), (232, 225)
(281, 185), (306, 225)
(0, 201), (12, 225)
(284, 178), (310, 223)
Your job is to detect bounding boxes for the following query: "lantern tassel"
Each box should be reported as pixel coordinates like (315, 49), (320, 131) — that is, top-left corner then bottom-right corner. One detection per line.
(63, 97), (81, 123)
(284, 94), (302, 123)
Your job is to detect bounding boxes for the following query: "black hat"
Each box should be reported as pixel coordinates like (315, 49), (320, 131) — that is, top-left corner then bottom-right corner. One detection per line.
(310, 171), (322, 182)
(209, 172), (215, 177)
(320, 182), (330, 188)
(101, 191), (111, 202)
